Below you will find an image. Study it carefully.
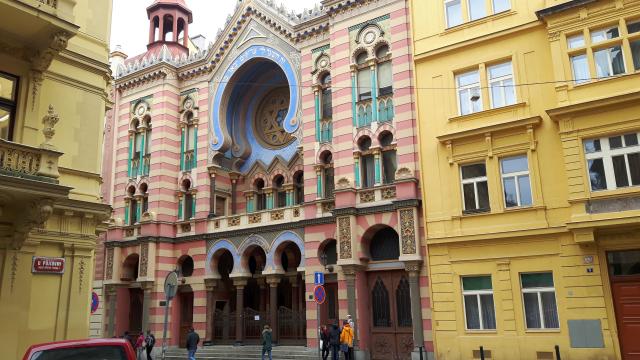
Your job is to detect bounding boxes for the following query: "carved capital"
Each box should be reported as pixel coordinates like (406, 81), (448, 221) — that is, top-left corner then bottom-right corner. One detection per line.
(266, 275), (282, 287)
(12, 199), (55, 250)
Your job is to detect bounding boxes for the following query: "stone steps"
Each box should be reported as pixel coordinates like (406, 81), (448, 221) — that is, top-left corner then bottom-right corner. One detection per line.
(163, 345), (319, 360)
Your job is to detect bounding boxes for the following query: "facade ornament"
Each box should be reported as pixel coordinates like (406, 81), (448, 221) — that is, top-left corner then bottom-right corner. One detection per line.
(335, 177), (352, 190)
(41, 105), (60, 150)
(10, 252), (18, 292)
(338, 216), (352, 259)
(30, 71), (44, 110)
(12, 199), (55, 250)
(79, 258), (86, 292)
(399, 208), (417, 254)
(105, 248), (114, 280)
(139, 243), (149, 277)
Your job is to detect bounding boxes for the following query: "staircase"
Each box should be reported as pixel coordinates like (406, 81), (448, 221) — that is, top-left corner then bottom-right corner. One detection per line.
(163, 345), (318, 359)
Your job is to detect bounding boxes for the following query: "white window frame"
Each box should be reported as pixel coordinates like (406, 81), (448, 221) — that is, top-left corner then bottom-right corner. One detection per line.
(460, 163), (489, 212)
(445, 0), (462, 28)
(462, 276), (496, 331)
(520, 273), (559, 330)
(500, 155), (532, 208)
(467, 0), (486, 21)
(570, 53), (589, 84)
(584, 132), (640, 191)
(456, 70), (482, 115)
(491, 0), (510, 14)
(488, 61), (515, 108)
(590, 26), (620, 44)
(593, 45), (626, 78)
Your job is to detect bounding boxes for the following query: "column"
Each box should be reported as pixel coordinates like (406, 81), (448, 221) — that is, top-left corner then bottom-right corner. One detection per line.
(182, 17), (189, 47)
(265, 190), (274, 210)
(370, 61), (378, 123)
(290, 276), (299, 339)
(205, 279), (217, 342)
(246, 194), (254, 213)
(315, 166), (323, 199)
(149, 19), (155, 43)
(138, 126), (147, 176)
(106, 286), (117, 338)
(127, 133), (134, 177)
(208, 170), (216, 218)
(314, 89), (321, 141)
(406, 262), (425, 355)
(192, 124), (199, 170)
(374, 149), (382, 186)
(267, 275), (281, 344)
(124, 199), (130, 225)
(142, 283), (152, 332)
(231, 178), (237, 214)
(233, 278), (248, 345)
(179, 126), (185, 171)
(353, 154), (361, 188)
(135, 196), (143, 222)
(172, 17), (178, 42)
(285, 185), (294, 207)
(350, 68), (357, 127)
(177, 193), (184, 220)
(190, 191), (197, 218)
(343, 266), (360, 349)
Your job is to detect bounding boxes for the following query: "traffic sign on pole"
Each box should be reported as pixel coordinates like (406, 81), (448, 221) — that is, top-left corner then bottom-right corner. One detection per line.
(161, 270), (179, 360)
(313, 285), (326, 305)
(314, 271), (324, 285)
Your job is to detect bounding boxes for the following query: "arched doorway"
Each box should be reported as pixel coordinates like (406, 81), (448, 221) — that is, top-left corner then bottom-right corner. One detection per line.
(274, 241), (305, 345)
(211, 249), (235, 344)
(120, 254), (143, 337)
(176, 255), (195, 348)
(365, 226), (413, 360)
(241, 245), (268, 343)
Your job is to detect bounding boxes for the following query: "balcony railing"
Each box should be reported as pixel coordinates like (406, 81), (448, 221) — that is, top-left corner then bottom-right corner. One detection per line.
(320, 121), (332, 144)
(357, 99), (373, 128)
(209, 206), (302, 232)
(0, 139), (61, 183)
(377, 95), (394, 123)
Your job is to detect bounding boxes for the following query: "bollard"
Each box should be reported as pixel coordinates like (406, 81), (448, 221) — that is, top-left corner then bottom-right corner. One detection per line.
(480, 346), (485, 360)
(419, 345), (424, 360)
(555, 345), (561, 360)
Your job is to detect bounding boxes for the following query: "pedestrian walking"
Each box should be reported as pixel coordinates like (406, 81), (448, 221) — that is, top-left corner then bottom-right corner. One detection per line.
(145, 330), (155, 360)
(329, 322), (340, 360)
(185, 327), (200, 360)
(340, 320), (354, 360)
(320, 325), (330, 360)
(135, 333), (145, 360)
(261, 324), (273, 360)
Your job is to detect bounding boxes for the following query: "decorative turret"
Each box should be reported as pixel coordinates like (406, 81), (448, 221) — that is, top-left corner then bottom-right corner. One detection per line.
(146, 0), (193, 56)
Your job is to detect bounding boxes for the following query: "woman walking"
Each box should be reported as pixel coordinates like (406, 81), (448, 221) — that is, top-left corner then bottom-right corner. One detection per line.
(340, 320), (354, 360)
(262, 324), (273, 360)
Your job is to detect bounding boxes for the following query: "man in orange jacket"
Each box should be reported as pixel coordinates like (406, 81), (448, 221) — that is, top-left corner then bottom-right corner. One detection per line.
(339, 320), (354, 360)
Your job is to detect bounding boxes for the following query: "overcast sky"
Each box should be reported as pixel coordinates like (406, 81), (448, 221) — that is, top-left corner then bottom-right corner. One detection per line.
(111, 0), (321, 56)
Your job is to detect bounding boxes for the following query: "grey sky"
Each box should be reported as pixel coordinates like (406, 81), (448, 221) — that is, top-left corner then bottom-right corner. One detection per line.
(111, 0), (321, 57)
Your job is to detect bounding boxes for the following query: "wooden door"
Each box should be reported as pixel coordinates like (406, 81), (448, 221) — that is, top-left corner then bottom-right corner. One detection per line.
(128, 288), (143, 335)
(320, 282), (339, 327)
(368, 271), (414, 360)
(612, 280), (640, 359)
(179, 291), (194, 348)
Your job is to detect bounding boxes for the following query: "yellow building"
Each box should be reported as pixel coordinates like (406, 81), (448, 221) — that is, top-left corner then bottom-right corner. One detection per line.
(411, 0), (640, 359)
(0, 0), (112, 358)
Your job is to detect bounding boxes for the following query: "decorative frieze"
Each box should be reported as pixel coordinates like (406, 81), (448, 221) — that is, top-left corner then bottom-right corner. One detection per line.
(271, 209), (284, 221)
(338, 216), (352, 259)
(105, 248), (114, 280)
(249, 213), (262, 224)
(139, 243), (149, 277)
(359, 190), (375, 203)
(381, 187), (396, 200)
(399, 209), (416, 255)
(228, 216), (241, 227)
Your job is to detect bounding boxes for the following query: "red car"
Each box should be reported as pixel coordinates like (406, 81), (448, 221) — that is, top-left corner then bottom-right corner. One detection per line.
(22, 338), (136, 360)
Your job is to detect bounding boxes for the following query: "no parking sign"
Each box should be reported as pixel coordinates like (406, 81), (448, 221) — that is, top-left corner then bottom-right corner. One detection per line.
(313, 285), (326, 305)
(91, 292), (99, 314)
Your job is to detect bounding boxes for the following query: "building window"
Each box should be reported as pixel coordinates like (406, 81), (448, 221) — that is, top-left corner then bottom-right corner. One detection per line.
(380, 132), (396, 185)
(321, 151), (334, 199)
(140, 184), (149, 214)
(376, 46), (393, 96)
(520, 272), (559, 329)
(215, 196), (226, 216)
(461, 163), (489, 213)
(445, 0), (463, 27)
(356, 52), (371, 101)
(255, 179), (266, 211)
(565, 20), (640, 84)
(584, 133), (640, 191)
(462, 276), (496, 330)
(359, 137), (375, 188)
(488, 61), (515, 108)
(274, 175), (286, 208)
(445, 0), (510, 28)
(629, 20), (640, 71)
(294, 172), (304, 205)
(500, 155), (532, 208)
(321, 73), (332, 119)
(0, 72), (18, 141)
(456, 70), (482, 115)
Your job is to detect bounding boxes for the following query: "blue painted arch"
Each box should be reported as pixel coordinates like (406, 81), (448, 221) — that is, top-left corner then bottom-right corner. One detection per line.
(204, 239), (240, 276)
(265, 230), (305, 271)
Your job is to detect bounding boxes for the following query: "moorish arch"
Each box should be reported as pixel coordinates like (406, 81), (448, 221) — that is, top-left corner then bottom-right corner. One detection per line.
(266, 230), (305, 273)
(205, 240), (240, 277)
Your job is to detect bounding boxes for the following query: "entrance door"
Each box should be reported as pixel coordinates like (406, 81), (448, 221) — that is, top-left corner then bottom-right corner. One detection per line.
(368, 270), (413, 360)
(320, 282), (339, 327)
(179, 291), (194, 348)
(608, 250), (640, 359)
(129, 288), (143, 335)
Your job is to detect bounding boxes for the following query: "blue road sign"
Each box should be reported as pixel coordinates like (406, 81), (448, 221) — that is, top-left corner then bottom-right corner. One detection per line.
(314, 271), (324, 285)
(314, 285), (326, 305)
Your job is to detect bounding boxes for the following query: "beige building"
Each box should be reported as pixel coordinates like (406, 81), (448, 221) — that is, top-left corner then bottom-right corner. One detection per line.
(0, 0), (112, 358)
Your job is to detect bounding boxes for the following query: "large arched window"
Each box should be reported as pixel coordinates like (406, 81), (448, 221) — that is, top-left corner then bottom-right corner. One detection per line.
(163, 15), (174, 41)
(181, 179), (194, 220)
(140, 183), (149, 215)
(356, 51), (371, 101)
(376, 45), (393, 96)
(320, 73), (333, 143)
(178, 255), (194, 277)
(359, 136), (375, 188)
(127, 186), (138, 225)
(320, 151), (334, 199)
(369, 227), (400, 261)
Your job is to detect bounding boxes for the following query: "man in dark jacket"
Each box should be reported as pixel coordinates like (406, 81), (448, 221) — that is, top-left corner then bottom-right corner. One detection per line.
(261, 324), (273, 360)
(145, 330), (155, 360)
(320, 325), (330, 360)
(329, 323), (341, 360)
(185, 327), (200, 360)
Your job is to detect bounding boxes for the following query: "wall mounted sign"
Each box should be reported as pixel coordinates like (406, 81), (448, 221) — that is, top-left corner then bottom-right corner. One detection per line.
(32, 257), (65, 274)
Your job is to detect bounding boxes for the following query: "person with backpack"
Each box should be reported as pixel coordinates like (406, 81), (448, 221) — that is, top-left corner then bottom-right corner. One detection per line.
(320, 325), (330, 360)
(185, 327), (200, 360)
(329, 322), (340, 360)
(144, 330), (155, 360)
(340, 320), (354, 360)
(261, 324), (273, 360)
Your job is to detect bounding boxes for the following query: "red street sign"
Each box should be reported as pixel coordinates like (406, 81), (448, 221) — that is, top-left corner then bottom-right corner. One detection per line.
(313, 285), (326, 305)
(32, 256), (65, 274)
